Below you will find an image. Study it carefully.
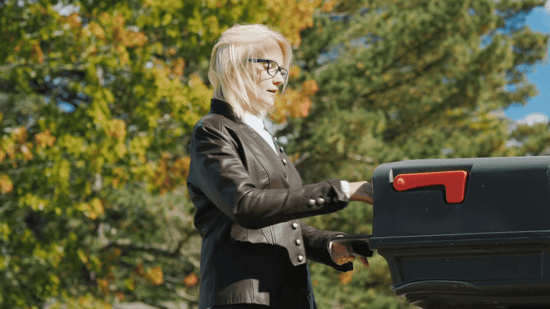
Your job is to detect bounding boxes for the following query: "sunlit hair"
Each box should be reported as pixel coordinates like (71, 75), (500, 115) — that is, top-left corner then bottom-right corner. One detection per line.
(208, 23), (292, 119)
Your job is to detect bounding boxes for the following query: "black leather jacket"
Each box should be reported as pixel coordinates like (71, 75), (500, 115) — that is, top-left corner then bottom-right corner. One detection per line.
(187, 99), (353, 309)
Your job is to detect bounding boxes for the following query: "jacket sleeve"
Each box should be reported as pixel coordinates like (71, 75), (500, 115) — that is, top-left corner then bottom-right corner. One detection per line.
(190, 120), (350, 229)
(300, 221), (354, 272)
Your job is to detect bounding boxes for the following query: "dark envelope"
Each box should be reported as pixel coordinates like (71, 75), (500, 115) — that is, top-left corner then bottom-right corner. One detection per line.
(330, 235), (374, 258)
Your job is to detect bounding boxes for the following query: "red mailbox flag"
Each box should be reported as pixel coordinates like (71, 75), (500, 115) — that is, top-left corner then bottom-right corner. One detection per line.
(393, 171), (468, 204)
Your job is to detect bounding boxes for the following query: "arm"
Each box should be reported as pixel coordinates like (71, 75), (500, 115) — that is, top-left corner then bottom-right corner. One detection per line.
(190, 122), (350, 229)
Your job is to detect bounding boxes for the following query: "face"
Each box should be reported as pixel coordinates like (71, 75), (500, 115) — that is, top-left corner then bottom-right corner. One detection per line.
(245, 39), (286, 115)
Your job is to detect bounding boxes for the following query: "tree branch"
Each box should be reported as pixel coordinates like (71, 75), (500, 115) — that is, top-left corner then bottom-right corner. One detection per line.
(100, 233), (192, 259)
(293, 152), (310, 166)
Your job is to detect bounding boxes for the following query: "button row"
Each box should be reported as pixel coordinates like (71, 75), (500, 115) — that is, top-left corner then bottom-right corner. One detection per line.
(308, 197), (339, 206)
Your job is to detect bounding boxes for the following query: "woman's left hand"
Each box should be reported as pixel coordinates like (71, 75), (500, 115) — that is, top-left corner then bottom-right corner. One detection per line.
(331, 242), (369, 267)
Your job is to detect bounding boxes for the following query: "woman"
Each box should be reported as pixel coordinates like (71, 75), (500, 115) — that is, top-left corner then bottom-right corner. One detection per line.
(187, 24), (373, 309)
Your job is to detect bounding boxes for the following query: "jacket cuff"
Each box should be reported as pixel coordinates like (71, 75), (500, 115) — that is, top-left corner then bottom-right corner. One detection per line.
(327, 179), (350, 204)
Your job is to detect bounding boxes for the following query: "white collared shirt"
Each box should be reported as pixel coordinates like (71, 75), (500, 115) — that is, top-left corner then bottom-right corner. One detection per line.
(243, 112), (278, 154)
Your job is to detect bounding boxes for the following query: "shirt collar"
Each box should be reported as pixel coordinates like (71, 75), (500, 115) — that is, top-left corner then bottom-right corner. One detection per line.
(243, 112), (266, 132)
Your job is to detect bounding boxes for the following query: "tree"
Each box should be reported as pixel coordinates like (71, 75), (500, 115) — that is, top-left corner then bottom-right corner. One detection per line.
(273, 0), (548, 308)
(0, 0), (321, 307)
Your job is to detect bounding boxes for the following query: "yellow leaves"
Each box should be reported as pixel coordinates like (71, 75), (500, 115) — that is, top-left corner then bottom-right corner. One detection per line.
(35, 130), (56, 149)
(120, 29), (148, 48)
(66, 13), (82, 29)
(58, 135), (85, 157)
(20, 144), (33, 161)
(152, 153), (190, 195)
(289, 66), (301, 79)
(44, 159), (71, 195)
(146, 265), (164, 285)
(134, 263), (145, 276)
(97, 278), (109, 294)
(269, 79), (317, 123)
(115, 291), (125, 302)
(1, 138), (15, 162)
(124, 277), (136, 291)
(339, 269), (354, 285)
(90, 198), (105, 218)
(88, 13), (148, 48)
(268, 0), (322, 46)
(0, 222), (11, 242)
(204, 15), (221, 38)
(30, 42), (44, 64)
(33, 243), (63, 269)
(0, 255), (5, 271)
(111, 167), (128, 189)
(49, 293), (113, 309)
(143, 0), (184, 10)
(87, 88), (113, 129)
(20, 193), (49, 211)
(130, 135), (151, 164)
(77, 249), (89, 264)
(162, 13), (173, 26)
(302, 80), (319, 96)
(87, 22), (106, 41)
(12, 127), (28, 143)
(183, 273), (198, 287)
(108, 119), (127, 140)
(322, 0), (336, 12)
(77, 198), (104, 220)
(171, 156), (191, 180)
(115, 45), (130, 66)
(171, 57), (185, 76)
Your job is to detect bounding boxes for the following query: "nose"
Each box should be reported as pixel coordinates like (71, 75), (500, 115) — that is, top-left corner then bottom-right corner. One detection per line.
(273, 70), (285, 85)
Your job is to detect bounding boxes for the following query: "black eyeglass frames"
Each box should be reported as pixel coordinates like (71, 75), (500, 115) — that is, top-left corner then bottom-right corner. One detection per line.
(248, 58), (288, 80)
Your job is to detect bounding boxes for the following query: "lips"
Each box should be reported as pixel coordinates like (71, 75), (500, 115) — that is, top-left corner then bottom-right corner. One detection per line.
(267, 89), (277, 93)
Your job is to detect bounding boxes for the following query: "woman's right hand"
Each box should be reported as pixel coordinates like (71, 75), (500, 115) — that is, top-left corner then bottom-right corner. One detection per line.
(348, 181), (373, 204)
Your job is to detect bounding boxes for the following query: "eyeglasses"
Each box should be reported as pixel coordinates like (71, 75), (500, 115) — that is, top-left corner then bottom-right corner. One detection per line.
(248, 58), (288, 80)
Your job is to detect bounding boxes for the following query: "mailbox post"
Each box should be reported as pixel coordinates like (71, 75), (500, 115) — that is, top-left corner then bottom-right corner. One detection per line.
(369, 156), (550, 308)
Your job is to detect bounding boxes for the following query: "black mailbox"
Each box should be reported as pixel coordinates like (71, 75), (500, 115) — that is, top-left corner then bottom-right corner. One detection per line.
(369, 156), (550, 308)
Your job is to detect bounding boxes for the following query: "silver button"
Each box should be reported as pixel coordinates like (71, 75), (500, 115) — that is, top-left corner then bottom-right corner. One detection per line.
(282, 159), (287, 165)
(308, 199), (316, 206)
(295, 239), (302, 246)
(333, 197), (339, 203)
(316, 198), (325, 205)
(279, 146), (284, 153)
(292, 222), (298, 229)
(298, 255), (304, 262)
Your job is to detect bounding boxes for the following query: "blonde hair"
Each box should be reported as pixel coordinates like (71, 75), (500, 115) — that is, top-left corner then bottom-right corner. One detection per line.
(208, 24), (292, 119)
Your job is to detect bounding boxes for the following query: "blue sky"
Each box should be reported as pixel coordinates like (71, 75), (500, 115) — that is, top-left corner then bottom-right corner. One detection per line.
(505, 2), (550, 125)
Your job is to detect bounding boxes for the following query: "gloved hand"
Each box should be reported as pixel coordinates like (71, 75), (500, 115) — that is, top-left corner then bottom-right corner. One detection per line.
(330, 235), (372, 267)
